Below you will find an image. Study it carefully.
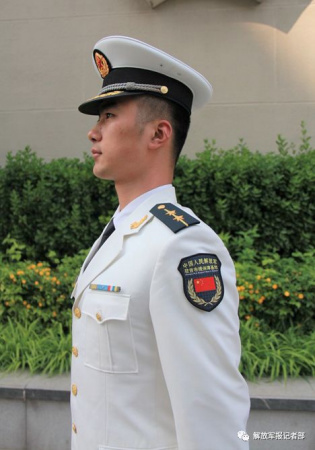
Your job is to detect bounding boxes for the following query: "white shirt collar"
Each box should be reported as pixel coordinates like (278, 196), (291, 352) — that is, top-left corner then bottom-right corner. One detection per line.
(113, 184), (172, 229)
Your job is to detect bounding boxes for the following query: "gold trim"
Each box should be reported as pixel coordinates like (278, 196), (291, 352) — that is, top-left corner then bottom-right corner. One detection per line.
(74, 307), (81, 319)
(89, 91), (124, 101)
(165, 208), (188, 227)
(130, 215), (148, 229)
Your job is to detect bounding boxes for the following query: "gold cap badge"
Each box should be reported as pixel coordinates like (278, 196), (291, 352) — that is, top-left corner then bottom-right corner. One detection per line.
(94, 50), (110, 78)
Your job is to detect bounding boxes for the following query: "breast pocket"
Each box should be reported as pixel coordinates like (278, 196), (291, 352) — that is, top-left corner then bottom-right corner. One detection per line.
(81, 291), (138, 373)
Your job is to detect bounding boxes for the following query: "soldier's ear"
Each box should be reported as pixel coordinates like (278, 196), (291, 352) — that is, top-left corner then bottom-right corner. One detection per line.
(149, 120), (172, 149)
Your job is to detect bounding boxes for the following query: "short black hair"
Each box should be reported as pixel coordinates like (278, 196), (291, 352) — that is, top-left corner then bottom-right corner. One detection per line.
(135, 95), (191, 164)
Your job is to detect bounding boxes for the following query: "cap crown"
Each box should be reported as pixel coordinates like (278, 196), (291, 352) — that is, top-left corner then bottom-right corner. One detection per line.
(79, 36), (213, 115)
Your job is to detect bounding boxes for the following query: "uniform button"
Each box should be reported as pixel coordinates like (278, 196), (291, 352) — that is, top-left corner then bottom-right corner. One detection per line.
(72, 346), (79, 357)
(72, 423), (77, 434)
(96, 312), (102, 321)
(72, 384), (78, 396)
(74, 307), (81, 318)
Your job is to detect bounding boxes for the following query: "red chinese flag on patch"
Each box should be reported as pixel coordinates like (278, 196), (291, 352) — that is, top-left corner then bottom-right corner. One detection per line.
(194, 276), (216, 293)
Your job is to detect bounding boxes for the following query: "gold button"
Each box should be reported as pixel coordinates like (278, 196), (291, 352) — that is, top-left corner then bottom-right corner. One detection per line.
(74, 307), (81, 319)
(72, 384), (78, 396)
(160, 86), (168, 94)
(72, 423), (77, 434)
(96, 312), (102, 322)
(72, 346), (79, 357)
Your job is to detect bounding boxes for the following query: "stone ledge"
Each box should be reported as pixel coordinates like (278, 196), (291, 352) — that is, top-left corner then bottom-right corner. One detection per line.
(0, 387), (70, 402)
(0, 372), (314, 411)
(250, 397), (315, 411)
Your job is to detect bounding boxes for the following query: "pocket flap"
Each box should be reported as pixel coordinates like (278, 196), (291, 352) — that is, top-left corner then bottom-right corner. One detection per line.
(82, 292), (130, 323)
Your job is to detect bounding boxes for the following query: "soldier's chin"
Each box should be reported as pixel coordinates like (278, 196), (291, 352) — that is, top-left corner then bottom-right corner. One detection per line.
(92, 165), (113, 181)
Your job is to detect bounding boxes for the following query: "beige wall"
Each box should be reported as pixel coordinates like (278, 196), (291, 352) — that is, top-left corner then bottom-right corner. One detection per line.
(1, 0), (314, 165)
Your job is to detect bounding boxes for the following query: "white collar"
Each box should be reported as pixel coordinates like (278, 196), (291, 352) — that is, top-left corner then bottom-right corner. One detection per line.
(113, 184), (172, 229)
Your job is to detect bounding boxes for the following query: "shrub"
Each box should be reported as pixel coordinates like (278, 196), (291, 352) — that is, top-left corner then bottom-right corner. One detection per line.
(0, 148), (116, 260)
(0, 319), (71, 374)
(1, 316), (314, 379)
(236, 250), (315, 334)
(240, 320), (315, 381)
(174, 125), (314, 258)
(0, 124), (314, 261)
(0, 248), (87, 333)
(0, 243), (314, 377)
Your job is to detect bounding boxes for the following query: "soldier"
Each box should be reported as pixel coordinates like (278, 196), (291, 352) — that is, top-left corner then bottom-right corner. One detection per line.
(71, 35), (250, 450)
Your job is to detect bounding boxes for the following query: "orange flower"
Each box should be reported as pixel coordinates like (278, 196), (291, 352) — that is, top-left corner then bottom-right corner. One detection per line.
(258, 296), (265, 304)
(298, 293), (304, 299)
(245, 315), (251, 320)
(266, 278), (271, 283)
(272, 284), (278, 289)
(52, 311), (57, 318)
(284, 291), (290, 297)
(22, 279), (26, 284)
(34, 281), (39, 286)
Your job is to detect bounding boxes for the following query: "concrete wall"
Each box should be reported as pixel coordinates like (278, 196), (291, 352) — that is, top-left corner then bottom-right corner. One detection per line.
(0, 373), (314, 450)
(1, 0), (315, 165)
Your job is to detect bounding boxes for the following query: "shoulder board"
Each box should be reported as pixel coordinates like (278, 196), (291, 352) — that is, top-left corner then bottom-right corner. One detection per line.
(150, 203), (200, 233)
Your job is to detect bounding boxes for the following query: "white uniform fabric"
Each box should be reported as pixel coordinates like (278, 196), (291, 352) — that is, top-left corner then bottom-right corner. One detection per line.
(71, 186), (250, 450)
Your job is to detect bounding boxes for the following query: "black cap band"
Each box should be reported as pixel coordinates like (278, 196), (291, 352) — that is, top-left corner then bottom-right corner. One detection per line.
(79, 67), (193, 115)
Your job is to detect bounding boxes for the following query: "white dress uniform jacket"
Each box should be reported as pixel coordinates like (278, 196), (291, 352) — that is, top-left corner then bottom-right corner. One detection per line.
(71, 186), (250, 450)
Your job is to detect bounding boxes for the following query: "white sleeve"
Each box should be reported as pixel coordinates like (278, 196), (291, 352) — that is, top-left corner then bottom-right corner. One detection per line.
(149, 226), (250, 450)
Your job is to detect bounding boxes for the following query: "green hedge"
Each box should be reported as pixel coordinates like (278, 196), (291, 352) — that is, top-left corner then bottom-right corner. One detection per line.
(1, 237), (314, 336)
(0, 248), (314, 377)
(0, 150), (117, 260)
(0, 125), (314, 261)
(174, 132), (314, 259)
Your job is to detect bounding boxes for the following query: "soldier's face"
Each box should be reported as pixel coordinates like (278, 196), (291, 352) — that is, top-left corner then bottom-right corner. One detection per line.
(88, 98), (152, 182)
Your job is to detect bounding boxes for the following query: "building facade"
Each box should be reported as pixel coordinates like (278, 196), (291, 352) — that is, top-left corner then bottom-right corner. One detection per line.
(1, 0), (314, 164)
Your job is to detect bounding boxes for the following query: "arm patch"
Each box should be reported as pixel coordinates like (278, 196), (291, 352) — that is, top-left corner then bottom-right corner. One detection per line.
(178, 254), (224, 312)
(150, 203), (200, 233)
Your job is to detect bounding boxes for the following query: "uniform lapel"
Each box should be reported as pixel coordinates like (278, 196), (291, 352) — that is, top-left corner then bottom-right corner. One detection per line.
(73, 186), (177, 302)
(73, 229), (124, 302)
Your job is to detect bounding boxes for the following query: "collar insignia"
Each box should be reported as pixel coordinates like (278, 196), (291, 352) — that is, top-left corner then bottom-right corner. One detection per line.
(130, 214), (148, 230)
